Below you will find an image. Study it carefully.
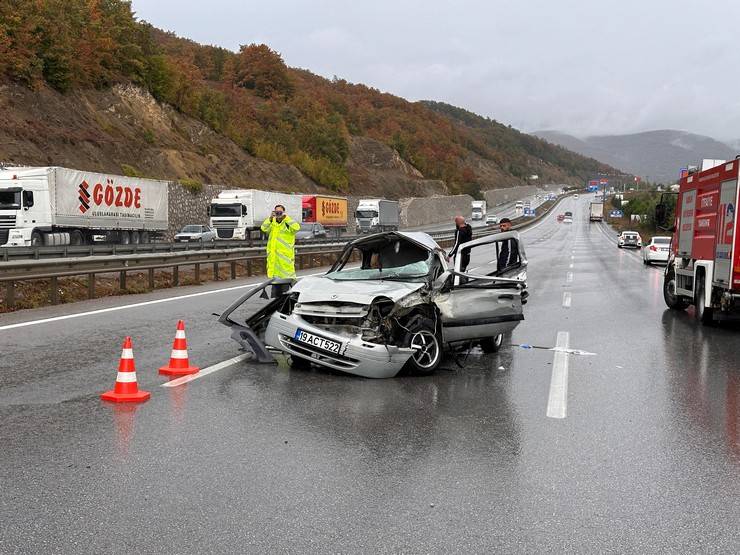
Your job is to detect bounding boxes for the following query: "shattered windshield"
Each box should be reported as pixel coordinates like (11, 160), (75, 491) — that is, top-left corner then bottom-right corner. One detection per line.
(327, 236), (434, 281)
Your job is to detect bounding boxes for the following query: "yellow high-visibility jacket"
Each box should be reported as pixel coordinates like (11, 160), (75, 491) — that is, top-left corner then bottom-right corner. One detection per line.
(261, 215), (300, 278)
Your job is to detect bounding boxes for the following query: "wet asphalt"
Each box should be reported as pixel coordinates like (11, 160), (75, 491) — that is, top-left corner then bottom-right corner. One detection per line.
(1, 196), (738, 553)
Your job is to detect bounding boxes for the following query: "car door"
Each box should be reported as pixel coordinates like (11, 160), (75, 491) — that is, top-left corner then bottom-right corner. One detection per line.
(434, 232), (527, 343)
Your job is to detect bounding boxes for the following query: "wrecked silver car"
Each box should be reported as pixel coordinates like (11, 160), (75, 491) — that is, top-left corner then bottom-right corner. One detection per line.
(219, 231), (528, 378)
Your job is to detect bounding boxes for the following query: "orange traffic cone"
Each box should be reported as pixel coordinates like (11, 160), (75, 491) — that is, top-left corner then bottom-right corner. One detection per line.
(101, 337), (151, 403)
(159, 320), (200, 376)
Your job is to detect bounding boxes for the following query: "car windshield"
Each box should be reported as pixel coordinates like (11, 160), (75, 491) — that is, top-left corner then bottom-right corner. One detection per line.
(327, 236), (433, 282)
(181, 225), (201, 233)
(0, 190), (21, 210)
(211, 204), (241, 217)
(356, 210), (378, 218)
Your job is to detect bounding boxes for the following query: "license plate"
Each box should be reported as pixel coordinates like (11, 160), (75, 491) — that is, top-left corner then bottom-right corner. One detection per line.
(294, 329), (342, 354)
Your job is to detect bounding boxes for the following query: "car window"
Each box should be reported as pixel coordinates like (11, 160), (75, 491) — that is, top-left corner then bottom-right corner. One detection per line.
(653, 237), (671, 244)
(460, 237), (522, 279)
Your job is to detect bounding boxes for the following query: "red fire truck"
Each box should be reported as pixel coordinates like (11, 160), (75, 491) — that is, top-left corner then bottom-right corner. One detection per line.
(658, 159), (740, 323)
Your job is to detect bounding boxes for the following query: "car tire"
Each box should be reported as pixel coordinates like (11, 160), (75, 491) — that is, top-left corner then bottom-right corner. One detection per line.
(402, 317), (442, 375)
(694, 277), (714, 325)
(480, 333), (504, 353)
(617, 244), (622, 249)
(140, 231), (150, 244)
(289, 355), (312, 370)
(70, 230), (84, 246)
(119, 231), (130, 245)
(31, 231), (43, 247)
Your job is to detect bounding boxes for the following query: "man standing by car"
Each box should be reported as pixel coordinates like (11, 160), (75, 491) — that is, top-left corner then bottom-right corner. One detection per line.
(448, 216), (473, 271)
(497, 217), (519, 270)
(261, 204), (300, 296)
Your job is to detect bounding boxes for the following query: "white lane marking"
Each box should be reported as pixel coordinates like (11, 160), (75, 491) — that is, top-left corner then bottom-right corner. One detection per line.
(162, 354), (251, 387)
(562, 292), (572, 308)
(546, 331), (570, 419)
(566, 272), (573, 283)
(0, 272), (326, 331)
(570, 255), (575, 260)
(569, 263), (574, 269)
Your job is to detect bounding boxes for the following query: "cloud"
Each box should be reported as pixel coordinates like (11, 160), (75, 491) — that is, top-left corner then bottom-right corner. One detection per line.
(132, 0), (740, 139)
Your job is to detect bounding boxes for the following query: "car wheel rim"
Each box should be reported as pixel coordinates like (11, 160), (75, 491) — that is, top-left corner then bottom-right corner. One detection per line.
(494, 334), (503, 348)
(410, 331), (440, 369)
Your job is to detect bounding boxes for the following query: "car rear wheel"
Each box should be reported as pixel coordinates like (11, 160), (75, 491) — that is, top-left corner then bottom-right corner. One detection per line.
(402, 317), (442, 375)
(480, 333), (504, 353)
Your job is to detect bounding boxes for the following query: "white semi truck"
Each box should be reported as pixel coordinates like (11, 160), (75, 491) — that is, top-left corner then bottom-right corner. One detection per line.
(209, 190), (302, 240)
(0, 166), (169, 247)
(471, 200), (487, 220)
(589, 201), (604, 222)
(355, 199), (400, 233)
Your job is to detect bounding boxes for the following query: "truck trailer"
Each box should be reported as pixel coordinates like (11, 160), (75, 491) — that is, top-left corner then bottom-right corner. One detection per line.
(302, 195), (348, 237)
(589, 201), (604, 222)
(355, 199), (399, 233)
(209, 190), (302, 240)
(0, 166), (169, 247)
(657, 158), (740, 323)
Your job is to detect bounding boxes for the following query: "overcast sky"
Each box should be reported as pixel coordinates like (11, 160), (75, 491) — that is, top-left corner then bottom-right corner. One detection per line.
(133, 0), (740, 140)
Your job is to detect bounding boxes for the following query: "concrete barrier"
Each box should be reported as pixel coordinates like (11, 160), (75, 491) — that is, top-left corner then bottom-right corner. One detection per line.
(399, 194), (473, 228)
(484, 186), (539, 207)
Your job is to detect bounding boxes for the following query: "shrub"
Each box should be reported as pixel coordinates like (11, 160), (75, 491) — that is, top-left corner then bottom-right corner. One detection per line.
(121, 164), (142, 177)
(179, 178), (203, 194)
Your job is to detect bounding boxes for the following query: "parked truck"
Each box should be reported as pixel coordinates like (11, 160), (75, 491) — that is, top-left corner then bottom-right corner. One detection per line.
(209, 190), (302, 240)
(355, 199), (399, 233)
(589, 201), (604, 222)
(656, 158), (740, 324)
(471, 200), (487, 221)
(302, 194), (348, 237)
(0, 166), (168, 247)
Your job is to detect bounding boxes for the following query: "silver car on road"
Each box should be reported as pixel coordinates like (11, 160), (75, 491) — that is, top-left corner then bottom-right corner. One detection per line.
(174, 224), (217, 243)
(220, 231), (528, 378)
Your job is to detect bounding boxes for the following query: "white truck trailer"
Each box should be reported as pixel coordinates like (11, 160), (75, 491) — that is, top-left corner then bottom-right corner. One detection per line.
(209, 190), (302, 240)
(355, 199), (400, 233)
(589, 201), (604, 222)
(0, 166), (169, 247)
(471, 200), (487, 220)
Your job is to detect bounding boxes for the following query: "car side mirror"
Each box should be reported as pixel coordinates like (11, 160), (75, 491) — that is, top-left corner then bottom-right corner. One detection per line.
(242, 206), (247, 216)
(22, 190), (34, 209)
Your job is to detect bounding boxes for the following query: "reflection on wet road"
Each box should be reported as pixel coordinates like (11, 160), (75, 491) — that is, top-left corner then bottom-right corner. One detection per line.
(0, 196), (738, 552)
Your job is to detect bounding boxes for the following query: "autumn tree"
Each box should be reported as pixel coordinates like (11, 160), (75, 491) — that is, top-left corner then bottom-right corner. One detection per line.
(232, 44), (294, 99)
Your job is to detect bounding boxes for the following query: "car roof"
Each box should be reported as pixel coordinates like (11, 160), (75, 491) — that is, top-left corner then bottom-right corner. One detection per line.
(349, 231), (441, 252)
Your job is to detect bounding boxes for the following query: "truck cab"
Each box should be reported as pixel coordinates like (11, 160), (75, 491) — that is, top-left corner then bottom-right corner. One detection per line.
(1, 169), (54, 246)
(209, 194), (249, 240)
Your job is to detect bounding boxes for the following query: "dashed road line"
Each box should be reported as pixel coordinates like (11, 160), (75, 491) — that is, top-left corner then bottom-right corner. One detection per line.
(546, 331), (570, 419)
(566, 271), (574, 283)
(562, 292), (572, 308)
(162, 354), (251, 387)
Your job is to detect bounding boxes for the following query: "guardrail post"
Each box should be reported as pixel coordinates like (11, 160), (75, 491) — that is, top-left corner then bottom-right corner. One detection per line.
(148, 268), (155, 290)
(5, 280), (15, 309)
(230, 261), (236, 280)
(194, 263), (200, 283)
(88, 273), (95, 299)
(50, 276), (59, 305)
(120, 270), (127, 291)
(173, 265), (179, 286)
(246, 258), (252, 276)
(213, 262), (219, 281)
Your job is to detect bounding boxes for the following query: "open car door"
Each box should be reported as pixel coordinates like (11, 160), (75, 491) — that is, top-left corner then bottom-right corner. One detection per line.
(435, 231), (527, 344)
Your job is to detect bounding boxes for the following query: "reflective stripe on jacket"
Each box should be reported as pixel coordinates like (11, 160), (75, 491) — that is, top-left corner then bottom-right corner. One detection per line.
(261, 216), (300, 278)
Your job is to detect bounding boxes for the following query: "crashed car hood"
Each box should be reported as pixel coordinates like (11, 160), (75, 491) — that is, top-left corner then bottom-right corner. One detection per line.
(292, 276), (425, 304)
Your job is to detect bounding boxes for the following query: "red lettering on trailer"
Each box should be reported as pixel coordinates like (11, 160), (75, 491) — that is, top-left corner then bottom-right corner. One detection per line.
(104, 185), (114, 206)
(134, 188), (141, 208)
(124, 188), (133, 207)
(93, 183), (103, 205)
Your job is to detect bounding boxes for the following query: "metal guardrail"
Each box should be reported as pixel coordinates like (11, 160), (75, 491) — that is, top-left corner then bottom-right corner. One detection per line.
(0, 194), (568, 310)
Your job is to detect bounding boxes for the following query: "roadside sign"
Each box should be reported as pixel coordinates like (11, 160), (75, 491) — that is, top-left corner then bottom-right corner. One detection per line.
(599, 178), (608, 185)
(523, 208), (536, 217)
(609, 210), (624, 218)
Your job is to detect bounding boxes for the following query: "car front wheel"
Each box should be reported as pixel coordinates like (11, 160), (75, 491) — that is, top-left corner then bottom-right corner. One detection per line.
(403, 317), (442, 375)
(480, 333), (504, 353)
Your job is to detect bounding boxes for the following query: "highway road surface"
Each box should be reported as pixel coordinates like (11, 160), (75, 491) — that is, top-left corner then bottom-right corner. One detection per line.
(1, 196), (738, 552)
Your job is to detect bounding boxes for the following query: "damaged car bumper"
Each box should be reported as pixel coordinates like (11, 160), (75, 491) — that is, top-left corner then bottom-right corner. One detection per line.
(265, 311), (413, 378)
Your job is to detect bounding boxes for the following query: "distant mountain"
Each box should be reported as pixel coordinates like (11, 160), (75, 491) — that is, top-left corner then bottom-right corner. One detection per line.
(534, 129), (737, 183)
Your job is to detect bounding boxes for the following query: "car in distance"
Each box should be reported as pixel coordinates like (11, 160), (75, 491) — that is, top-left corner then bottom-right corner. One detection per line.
(574, 194), (579, 198)
(618, 231), (642, 248)
(557, 214), (565, 222)
(642, 236), (671, 264)
(295, 222), (327, 241)
(219, 231), (528, 378)
(174, 224), (217, 243)
(486, 214), (499, 225)
(563, 210), (573, 224)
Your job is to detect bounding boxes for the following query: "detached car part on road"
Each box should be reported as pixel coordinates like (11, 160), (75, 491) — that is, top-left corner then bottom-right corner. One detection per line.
(220, 231), (528, 378)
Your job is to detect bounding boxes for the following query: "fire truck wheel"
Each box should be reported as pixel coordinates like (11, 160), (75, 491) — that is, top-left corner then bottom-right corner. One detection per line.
(694, 278), (714, 325)
(663, 267), (689, 310)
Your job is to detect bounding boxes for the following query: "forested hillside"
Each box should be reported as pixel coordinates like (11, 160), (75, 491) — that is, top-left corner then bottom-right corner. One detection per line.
(0, 0), (616, 196)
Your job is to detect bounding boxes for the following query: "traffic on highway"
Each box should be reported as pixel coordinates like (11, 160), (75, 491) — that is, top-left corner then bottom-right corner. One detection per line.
(1, 191), (737, 552)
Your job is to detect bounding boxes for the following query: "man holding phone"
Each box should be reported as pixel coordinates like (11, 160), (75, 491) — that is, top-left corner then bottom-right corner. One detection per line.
(261, 204), (300, 295)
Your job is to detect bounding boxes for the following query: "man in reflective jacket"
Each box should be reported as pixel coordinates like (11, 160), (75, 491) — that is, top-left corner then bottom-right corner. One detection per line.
(261, 204), (300, 295)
